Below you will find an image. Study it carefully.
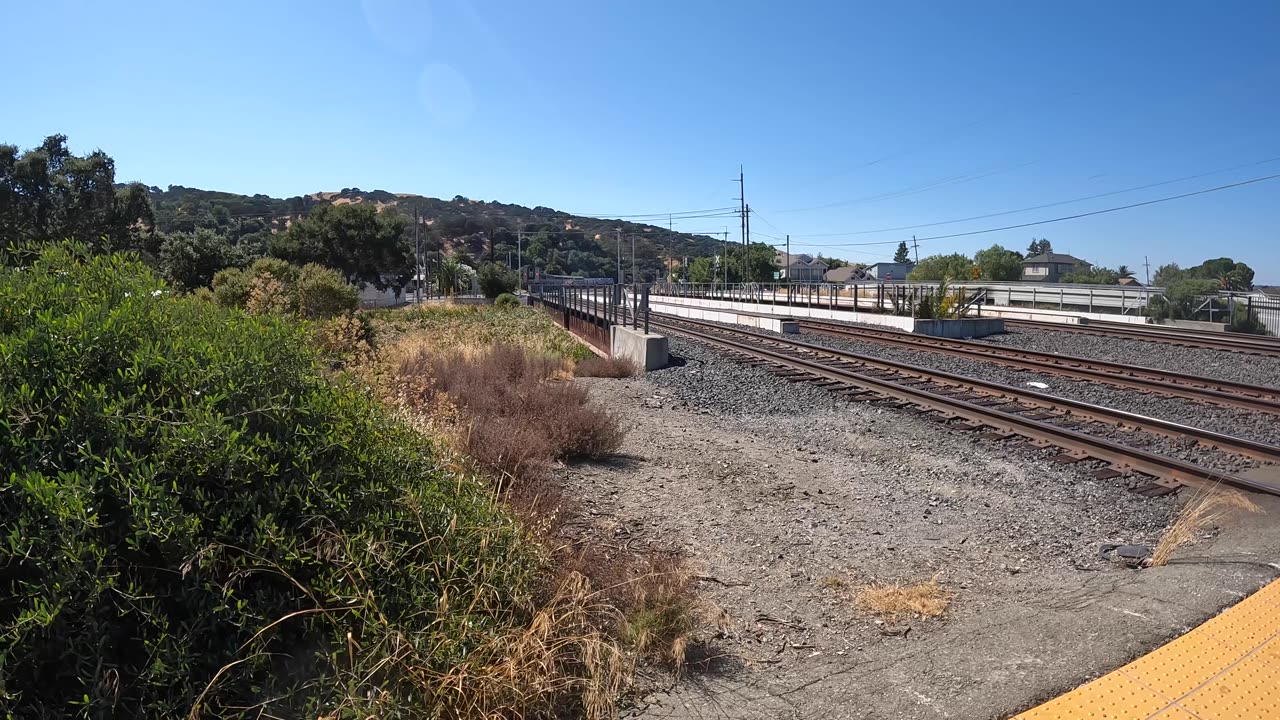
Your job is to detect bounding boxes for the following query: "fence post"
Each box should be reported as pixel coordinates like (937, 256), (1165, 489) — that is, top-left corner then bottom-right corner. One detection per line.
(643, 286), (650, 334)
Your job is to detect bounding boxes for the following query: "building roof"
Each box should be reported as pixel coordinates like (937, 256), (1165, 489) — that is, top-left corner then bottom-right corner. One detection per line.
(866, 261), (915, 269)
(1023, 253), (1089, 265)
(775, 252), (828, 269)
(1259, 286), (1280, 298)
(1117, 276), (1143, 286)
(824, 266), (872, 283)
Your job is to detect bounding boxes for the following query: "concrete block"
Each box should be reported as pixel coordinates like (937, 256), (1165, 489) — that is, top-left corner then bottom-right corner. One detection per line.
(1162, 319), (1228, 333)
(913, 318), (1006, 339)
(611, 325), (669, 371)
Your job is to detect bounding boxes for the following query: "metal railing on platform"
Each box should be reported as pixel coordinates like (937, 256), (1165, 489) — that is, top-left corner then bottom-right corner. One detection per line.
(530, 284), (650, 353)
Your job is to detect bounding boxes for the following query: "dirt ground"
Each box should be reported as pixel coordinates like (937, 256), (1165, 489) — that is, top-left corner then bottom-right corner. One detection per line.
(560, 376), (1280, 720)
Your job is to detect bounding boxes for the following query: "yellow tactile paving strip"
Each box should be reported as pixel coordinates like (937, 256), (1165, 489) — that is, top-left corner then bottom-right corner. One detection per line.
(1014, 578), (1280, 719)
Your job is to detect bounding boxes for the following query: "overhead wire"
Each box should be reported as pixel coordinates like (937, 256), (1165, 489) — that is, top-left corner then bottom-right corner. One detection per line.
(794, 155), (1280, 238)
(794, 171), (1280, 248)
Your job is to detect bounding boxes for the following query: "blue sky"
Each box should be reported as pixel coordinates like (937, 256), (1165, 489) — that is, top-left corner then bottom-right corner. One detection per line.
(5, 1), (1279, 281)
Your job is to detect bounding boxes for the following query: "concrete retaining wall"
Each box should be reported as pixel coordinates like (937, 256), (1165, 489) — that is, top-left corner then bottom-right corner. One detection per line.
(914, 318), (1006, 338)
(647, 300), (798, 334)
(979, 305), (1150, 325)
(643, 294), (917, 331)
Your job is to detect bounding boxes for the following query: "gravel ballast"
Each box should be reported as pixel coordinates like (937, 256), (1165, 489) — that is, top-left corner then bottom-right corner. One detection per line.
(650, 317), (1276, 476)
(980, 326), (1280, 388)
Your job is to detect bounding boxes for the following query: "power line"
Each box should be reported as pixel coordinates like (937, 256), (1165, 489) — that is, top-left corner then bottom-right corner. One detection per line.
(774, 161), (1036, 214)
(793, 155), (1280, 238)
(798, 171), (1280, 248)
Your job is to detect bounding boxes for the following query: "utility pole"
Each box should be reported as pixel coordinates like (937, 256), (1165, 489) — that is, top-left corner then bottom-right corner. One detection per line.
(736, 166), (746, 284)
(785, 234), (791, 284)
(912, 235), (920, 264)
(1144, 255), (1152, 286)
(744, 203), (752, 282)
(414, 207), (422, 303)
(615, 229), (623, 284)
(517, 231), (524, 291)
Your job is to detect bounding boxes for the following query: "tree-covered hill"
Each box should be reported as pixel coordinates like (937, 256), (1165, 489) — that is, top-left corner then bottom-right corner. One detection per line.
(148, 185), (732, 281)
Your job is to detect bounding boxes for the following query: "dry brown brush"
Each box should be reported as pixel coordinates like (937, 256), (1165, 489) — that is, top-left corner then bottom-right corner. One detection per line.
(1151, 484), (1263, 566)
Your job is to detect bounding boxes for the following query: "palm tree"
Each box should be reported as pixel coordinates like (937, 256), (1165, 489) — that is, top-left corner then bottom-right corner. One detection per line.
(1117, 265), (1135, 279)
(435, 258), (462, 297)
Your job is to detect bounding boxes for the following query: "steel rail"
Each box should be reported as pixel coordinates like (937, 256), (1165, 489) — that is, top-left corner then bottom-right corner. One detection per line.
(1006, 319), (1280, 357)
(796, 319), (1280, 415)
(651, 316), (1280, 495)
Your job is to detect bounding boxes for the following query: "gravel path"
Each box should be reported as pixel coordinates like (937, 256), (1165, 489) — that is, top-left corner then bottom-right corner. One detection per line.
(980, 327), (1280, 388)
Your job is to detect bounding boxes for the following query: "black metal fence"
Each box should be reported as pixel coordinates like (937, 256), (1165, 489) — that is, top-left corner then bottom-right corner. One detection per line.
(531, 284), (649, 354)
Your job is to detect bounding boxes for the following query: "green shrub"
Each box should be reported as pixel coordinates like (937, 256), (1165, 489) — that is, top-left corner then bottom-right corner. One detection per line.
(0, 244), (538, 718)
(296, 263), (359, 318)
(211, 266), (252, 307)
(495, 292), (521, 308)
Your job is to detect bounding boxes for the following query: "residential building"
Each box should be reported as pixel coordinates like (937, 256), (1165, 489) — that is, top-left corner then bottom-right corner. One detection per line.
(864, 261), (916, 281)
(824, 265), (874, 284)
(1022, 253), (1090, 282)
(775, 252), (829, 282)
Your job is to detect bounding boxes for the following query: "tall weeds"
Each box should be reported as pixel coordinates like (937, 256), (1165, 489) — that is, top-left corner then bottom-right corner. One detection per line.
(1151, 484), (1263, 566)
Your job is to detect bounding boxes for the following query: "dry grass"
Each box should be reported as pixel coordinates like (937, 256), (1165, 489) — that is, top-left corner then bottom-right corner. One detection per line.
(575, 356), (638, 378)
(1151, 484), (1264, 566)
(392, 344), (624, 495)
(855, 577), (953, 623)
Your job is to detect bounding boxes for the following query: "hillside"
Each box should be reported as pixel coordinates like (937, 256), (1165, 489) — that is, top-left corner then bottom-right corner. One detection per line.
(147, 185), (732, 280)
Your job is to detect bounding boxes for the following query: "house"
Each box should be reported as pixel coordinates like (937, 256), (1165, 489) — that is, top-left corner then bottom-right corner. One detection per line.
(864, 262), (916, 281)
(824, 266), (874, 284)
(1118, 276), (1143, 287)
(775, 252), (829, 282)
(1022, 253), (1090, 282)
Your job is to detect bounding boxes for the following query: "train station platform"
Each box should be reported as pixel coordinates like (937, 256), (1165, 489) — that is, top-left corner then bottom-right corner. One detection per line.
(1014, 578), (1280, 719)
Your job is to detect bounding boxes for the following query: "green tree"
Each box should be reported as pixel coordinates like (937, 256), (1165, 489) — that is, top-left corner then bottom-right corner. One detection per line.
(270, 203), (409, 289)
(1153, 263), (1183, 287)
(0, 135), (155, 253)
(973, 244), (1024, 281)
(435, 258), (464, 296)
(157, 229), (240, 290)
(1061, 266), (1122, 284)
(1026, 238), (1053, 256)
(893, 241), (911, 264)
(477, 262), (517, 298)
(1117, 265), (1135, 279)
(907, 253), (974, 282)
(687, 256), (716, 283)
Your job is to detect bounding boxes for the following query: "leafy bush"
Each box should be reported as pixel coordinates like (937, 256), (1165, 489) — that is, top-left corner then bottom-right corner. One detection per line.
(495, 292), (521, 308)
(295, 262), (359, 318)
(478, 263), (519, 298)
(212, 258), (357, 320)
(0, 245), (539, 718)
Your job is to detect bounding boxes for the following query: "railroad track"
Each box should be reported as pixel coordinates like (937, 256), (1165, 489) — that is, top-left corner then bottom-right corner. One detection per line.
(1006, 318), (1280, 357)
(796, 318), (1280, 416)
(651, 315), (1280, 497)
